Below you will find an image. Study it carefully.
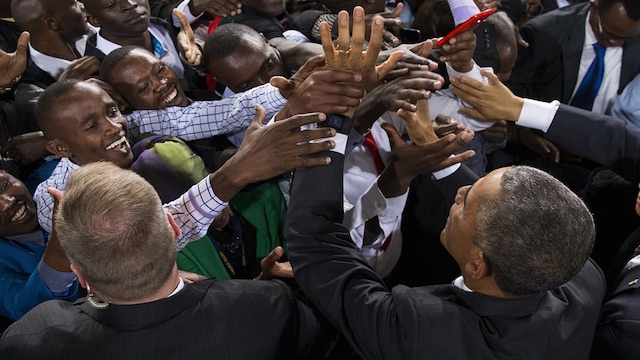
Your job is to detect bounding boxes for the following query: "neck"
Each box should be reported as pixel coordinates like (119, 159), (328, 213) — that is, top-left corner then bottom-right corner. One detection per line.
(463, 275), (520, 299)
(96, 266), (181, 305)
(31, 36), (81, 61)
(100, 29), (151, 52)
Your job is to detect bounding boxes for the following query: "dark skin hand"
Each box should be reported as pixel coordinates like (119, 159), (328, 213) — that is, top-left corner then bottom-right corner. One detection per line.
(0, 31), (28, 88)
(211, 108), (337, 201)
(58, 56), (100, 81)
(1, 132), (50, 164)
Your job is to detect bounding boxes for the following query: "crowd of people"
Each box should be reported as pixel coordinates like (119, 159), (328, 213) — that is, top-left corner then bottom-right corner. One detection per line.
(0, 0), (638, 358)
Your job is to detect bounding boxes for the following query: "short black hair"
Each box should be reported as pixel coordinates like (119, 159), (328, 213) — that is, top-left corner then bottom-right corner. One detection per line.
(35, 78), (82, 135)
(599, 0), (640, 21)
(99, 45), (145, 83)
(204, 23), (260, 64)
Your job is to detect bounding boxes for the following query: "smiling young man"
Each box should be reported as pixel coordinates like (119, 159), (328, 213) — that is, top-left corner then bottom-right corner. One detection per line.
(0, 171), (78, 322)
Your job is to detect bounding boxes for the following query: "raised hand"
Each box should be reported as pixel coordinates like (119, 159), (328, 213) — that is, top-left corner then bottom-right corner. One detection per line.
(376, 121), (475, 197)
(270, 55), (365, 120)
(58, 56), (100, 81)
(397, 98), (438, 145)
(320, 6), (403, 94)
(44, 188), (72, 273)
(0, 31), (28, 88)
(174, 8), (202, 66)
(449, 69), (524, 122)
(214, 106), (336, 201)
(254, 246), (293, 280)
(437, 30), (477, 72)
(1, 131), (49, 164)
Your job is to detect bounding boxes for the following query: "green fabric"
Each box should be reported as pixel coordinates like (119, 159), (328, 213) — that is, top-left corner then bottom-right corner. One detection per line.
(230, 182), (288, 260)
(176, 235), (231, 280)
(145, 136), (209, 185)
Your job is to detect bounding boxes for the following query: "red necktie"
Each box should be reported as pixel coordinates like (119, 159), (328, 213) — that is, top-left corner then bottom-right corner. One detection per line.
(363, 132), (385, 175)
(362, 132), (392, 251)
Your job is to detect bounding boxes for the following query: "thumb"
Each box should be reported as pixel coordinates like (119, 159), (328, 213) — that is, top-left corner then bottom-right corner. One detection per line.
(480, 69), (500, 85)
(269, 76), (294, 96)
(380, 121), (405, 150)
(260, 246), (284, 267)
(252, 104), (266, 125)
(389, 2), (403, 18)
(16, 32), (30, 59)
(48, 187), (63, 204)
(172, 8), (190, 30)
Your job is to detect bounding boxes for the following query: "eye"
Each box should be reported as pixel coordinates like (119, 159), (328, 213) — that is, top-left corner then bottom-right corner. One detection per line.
(138, 83), (149, 93)
(107, 106), (120, 117)
(1, 179), (9, 191)
(104, 0), (116, 8)
(156, 64), (167, 75)
(263, 58), (274, 72)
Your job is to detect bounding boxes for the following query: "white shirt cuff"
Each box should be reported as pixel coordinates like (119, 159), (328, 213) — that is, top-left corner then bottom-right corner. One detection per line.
(432, 162), (461, 180)
(516, 99), (561, 133)
(172, 0), (203, 27)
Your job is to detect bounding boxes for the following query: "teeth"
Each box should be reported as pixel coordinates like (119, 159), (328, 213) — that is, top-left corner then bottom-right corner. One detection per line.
(162, 88), (177, 104)
(105, 136), (127, 151)
(11, 204), (26, 222)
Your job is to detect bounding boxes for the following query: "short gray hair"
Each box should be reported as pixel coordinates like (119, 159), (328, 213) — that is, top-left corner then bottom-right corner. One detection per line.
(475, 166), (595, 296)
(55, 162), (176, 301)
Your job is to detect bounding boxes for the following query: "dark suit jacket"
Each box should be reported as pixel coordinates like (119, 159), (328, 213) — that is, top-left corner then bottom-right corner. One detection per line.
(544, 104), (640, 183)
(591, 263), (640, 360)
(507, 3), (640, 103)
(0, 279), (320, 360)
(286, 148), (606, 360)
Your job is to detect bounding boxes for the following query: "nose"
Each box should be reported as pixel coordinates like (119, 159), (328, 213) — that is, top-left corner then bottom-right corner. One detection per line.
(0, 194), (15, 212)
(120, 0), (137, 10)
(256, 74), (271, 86)
(153, 77), (169, 92)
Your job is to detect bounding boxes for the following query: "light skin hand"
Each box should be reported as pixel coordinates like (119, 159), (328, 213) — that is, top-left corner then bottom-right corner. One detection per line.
(254, 246), (293, 280)
(174, 9), (202, 66)
(178, 270), (207, 284)
(189, 0), (242, 17)
(0, 31), (28, 88)
(321, 6), (404, 97)
(211, 107), (336, 201)
(397, 98), (438, 145)
(449, 69), (524, 122)
(1, 131), (50, 164)
(44, 188), (72, 273)
(58, 56), (100, 81)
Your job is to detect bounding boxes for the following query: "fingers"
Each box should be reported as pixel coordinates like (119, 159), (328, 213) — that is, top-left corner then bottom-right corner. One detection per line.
(260, 246), (284, 269)
(336, 11), (351, 52)
(409, 40), (433, 59)
(251, 104), (266, 126)
(380, 121), (405, 149)
(374, 50), (403, 80)
(350, 7), (365, 57)
(319, 22), (335, 65)
(440, 149), (476, 167)
(269, 76), (294, 93)
(479, 69), (500, 85)
(388, 2), (403, 18)
(172, 8), (190, 31)
(48, 187), (64, 204)
(15, 31), (29, 62)
(458, 107), (487, 121)
(382, 30), (400, 47)
(364, 16), (385, 67)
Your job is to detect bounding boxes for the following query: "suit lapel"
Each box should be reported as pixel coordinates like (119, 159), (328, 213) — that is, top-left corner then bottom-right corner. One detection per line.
(561, 4), (589, 102)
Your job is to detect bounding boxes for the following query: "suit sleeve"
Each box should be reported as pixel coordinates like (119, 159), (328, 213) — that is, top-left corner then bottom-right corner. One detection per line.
(544, 104), (640, 182)
(286, 150), (417, 360)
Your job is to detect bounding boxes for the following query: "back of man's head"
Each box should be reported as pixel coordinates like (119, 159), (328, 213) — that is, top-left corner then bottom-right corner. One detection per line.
(11, 0), (46, 33)
(56, 161), (176, 302)
(475, 166), (595, 296)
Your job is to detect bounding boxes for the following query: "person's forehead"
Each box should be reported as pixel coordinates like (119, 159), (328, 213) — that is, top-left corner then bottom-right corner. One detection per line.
(113, 51), (159, 77)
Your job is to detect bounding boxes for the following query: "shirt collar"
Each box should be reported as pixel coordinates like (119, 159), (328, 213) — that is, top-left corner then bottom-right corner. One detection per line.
(29, 34), (90, 80)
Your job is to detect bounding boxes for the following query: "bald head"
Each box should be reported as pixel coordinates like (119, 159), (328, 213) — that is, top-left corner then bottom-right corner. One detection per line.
(11, 0), (46, 32)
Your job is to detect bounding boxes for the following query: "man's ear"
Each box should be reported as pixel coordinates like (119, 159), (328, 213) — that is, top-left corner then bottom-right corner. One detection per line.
(42, 15), (60, 31)
(166, 212), (181, 242)
(87, 14), (101, 28)
(46, 140), (72, 158)
(465, 250), (491, 280)
(70, 264), (87, 288)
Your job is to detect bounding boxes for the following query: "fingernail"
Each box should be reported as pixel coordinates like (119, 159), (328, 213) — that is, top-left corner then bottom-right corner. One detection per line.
(374, 17), (382, 25)
(340, 12), (348, 21)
